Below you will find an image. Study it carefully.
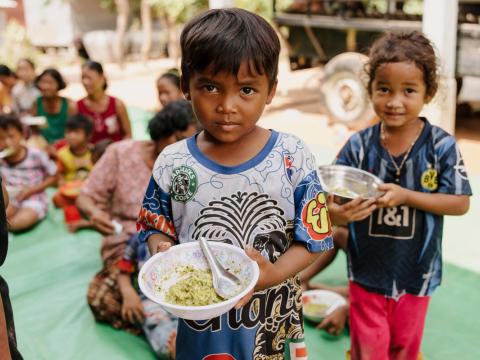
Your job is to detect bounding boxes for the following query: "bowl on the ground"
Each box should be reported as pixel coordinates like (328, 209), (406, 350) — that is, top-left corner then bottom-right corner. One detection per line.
(303, 289), (347, 323)
(318, 164), (383, 202)
(139, 241), (259, 320)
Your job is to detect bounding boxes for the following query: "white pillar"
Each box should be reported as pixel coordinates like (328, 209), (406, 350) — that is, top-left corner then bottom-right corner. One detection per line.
(421, 0), (458, 134)
(209, 0), (234, 9)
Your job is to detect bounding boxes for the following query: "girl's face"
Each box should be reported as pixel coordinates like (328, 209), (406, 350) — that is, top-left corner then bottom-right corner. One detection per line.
(81, 67), (105, 96)
(16, 60), (36, 83)
(37, 74), (60, 98)
(371, 61), (429, 129)
(157, 78), (183, 107)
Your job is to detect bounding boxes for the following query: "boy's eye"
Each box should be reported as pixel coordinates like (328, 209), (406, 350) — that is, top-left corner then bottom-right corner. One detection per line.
(240, 87), (255, 96)
(203, 84), (218, 93)
(405, 88), (416, 94)
(377, 87), (389, 93)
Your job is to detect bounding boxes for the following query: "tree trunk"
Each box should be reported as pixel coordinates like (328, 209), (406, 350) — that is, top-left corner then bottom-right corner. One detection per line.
(114, 0), (130, 66)
(140, 0), (152, 60)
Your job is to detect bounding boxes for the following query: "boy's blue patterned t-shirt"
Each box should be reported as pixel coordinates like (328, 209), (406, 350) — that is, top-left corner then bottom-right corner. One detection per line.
(137, 130), (333, 360)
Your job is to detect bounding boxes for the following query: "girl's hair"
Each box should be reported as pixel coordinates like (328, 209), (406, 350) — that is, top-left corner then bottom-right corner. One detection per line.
(367, 31), (439, 99)
(35, 68), (67, 90)
(82, 60), (108, 90)
(158, 69), (181, 89)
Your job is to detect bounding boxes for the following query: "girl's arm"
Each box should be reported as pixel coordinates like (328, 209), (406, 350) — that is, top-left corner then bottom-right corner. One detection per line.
(75, 193), (115, 234)
(115, 99), (132, 139)
(0, 295), (12, 360)
(67, 99), (78, 116)
(377, 183), (470, 216)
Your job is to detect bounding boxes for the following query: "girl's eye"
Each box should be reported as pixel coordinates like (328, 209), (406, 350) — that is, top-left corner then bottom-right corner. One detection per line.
(241, 87), (255, 96)
(203, 84), (218, 93)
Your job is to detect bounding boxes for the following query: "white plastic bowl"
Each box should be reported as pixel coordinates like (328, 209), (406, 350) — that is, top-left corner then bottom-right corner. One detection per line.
(303, 289), (347, 323)
(138, 241), (259, 320)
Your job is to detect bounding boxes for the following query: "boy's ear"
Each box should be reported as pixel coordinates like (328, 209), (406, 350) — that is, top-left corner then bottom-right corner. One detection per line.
(266, 79), (278, 105)
(180, 75), (190, 100)
(424, 94), (433, 104)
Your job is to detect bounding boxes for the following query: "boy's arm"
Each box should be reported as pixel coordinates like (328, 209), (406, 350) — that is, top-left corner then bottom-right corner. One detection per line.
(377, 183), (470, 216)
(16, 174), (58, 202)
(250, 244), (321, 291)
(117, 272), (145, 324)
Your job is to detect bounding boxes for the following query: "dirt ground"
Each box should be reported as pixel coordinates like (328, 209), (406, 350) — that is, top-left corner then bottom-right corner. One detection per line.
(61, 57), (480, 176)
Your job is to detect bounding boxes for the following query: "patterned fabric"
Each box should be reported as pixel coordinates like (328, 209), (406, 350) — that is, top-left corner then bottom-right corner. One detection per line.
(138, 131), (333, 360)
(336, 118), (473, 297)
(0, 147), (57, 215)
(86, 261), (142, 335)
(116, 234), (178, 357)
(80, 140), (152, 263)
(77, 96), (124, 144)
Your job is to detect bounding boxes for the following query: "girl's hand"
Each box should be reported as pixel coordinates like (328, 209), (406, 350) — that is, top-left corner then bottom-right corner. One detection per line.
(327, 194), (376, 226)
(90, 208), (115, 235)
(317, 304), (348, 336)
(121, 289), (145, 324)
(16, 188), (34, 202)
(235, 246), (274, 309)
(376, 183), (409, 208)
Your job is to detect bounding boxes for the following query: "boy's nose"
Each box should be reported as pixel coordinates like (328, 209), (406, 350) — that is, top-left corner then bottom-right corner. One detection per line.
(217, 95), (237, 114)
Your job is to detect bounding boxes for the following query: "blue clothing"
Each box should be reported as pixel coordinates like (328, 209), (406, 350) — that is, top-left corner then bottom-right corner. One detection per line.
(138, 131), (333, 359)
(336, 118), (472, 297)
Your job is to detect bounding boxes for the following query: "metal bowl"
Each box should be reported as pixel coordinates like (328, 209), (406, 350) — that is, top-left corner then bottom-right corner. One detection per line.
(318, 165), (383, 201)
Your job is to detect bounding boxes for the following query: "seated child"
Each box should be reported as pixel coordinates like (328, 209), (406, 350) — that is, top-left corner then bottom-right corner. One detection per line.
(116, 234), (177, 359)
(0, 114), (57, 231)
(156, 69), (183, 108)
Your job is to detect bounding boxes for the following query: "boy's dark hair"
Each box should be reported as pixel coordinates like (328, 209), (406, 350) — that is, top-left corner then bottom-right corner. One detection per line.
(367, 31), (438, 99)
(158, 69), (181, 89)
(35, 68), (67, 91)
(180, 8), (280, 90)
(65, 114), (93, 137)
(92, 139), (113, 163)
(82, 60), (108, 90)
(0, 114), (23, 133)
(0, 64), (16, 78)
(148, 100), (197, 141)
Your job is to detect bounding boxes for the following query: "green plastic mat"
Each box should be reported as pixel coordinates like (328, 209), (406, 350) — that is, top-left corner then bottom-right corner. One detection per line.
(1, 107), (479, 359)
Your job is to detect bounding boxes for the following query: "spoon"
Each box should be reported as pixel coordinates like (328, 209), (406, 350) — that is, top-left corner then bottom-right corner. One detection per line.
(198, 237), (242, 300)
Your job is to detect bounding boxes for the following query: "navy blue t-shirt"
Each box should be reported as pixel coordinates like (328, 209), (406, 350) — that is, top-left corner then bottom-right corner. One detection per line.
(336, 118), (472, 297)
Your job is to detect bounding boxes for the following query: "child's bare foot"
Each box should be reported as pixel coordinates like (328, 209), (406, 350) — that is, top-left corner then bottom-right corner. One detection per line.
(67, 219), (92, 233)
(167, 330), (177, 359)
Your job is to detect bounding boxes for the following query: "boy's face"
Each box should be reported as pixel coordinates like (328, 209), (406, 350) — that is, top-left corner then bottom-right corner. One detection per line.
(65, 128), (89, 150)
(184, 62), (277, 144)
(0, 126), (23, 156)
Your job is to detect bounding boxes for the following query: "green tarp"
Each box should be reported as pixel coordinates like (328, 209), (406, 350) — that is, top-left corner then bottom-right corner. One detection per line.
(2, 107), (479, 359)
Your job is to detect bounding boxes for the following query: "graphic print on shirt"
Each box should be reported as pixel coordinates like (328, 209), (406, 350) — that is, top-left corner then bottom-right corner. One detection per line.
(171, 166), (198, 202)
(369, 206), (416, 239)
(192, 191), (291, 262)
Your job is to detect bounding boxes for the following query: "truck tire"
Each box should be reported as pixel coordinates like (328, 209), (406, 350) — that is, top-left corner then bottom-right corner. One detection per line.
(320, 52), (378, 131)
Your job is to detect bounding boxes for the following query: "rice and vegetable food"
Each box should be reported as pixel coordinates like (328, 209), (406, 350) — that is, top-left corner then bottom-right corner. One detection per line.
(163, 265), (224, 306)
(304, 302), (330, 317)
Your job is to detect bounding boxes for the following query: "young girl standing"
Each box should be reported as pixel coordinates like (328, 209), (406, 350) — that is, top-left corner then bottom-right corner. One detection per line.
(328, 32), (472, 360)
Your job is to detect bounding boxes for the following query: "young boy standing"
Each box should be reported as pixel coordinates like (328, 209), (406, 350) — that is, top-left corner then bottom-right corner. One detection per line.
(137, 8), (333, 359)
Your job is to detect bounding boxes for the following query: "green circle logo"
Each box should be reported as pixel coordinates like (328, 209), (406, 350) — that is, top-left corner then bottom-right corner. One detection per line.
(171, 166), (198, 202)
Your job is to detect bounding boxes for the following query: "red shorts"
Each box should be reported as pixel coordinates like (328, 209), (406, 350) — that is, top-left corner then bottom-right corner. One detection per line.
(349, 281), (430, 360)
